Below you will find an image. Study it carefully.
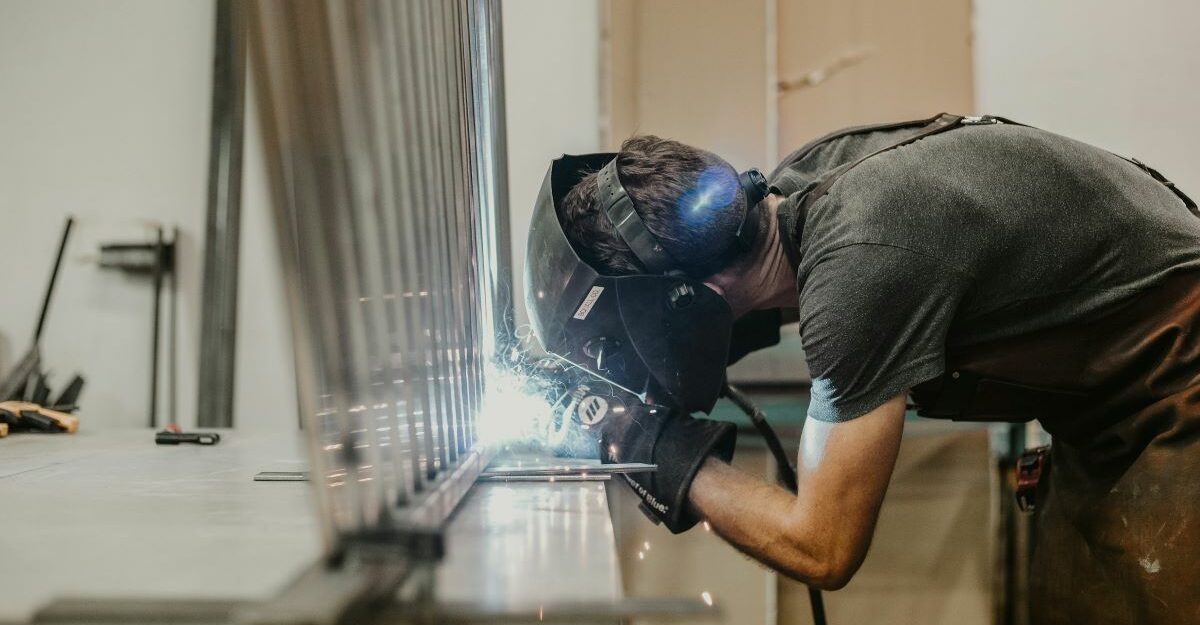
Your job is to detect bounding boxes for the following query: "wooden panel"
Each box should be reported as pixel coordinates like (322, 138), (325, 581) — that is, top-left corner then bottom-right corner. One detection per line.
(602, 0), (769, 170)
(776, 0), (974, 158)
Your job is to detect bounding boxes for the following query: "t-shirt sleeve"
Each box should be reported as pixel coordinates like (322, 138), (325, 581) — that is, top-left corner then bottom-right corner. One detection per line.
(799, 243), (972, 422)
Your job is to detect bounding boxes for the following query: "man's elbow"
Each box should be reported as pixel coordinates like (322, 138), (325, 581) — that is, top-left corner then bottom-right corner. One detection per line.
(811, 556), (860, 590)
(778, 537), (867, 590)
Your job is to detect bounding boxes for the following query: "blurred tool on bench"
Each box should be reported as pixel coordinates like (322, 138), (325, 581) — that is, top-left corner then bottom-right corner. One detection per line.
(0, 216), (85, 438)
(0, 400), (79, 433)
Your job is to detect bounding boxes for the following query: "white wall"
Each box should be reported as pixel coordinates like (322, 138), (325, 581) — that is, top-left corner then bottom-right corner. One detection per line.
(0, 1), (295, 432)
(502, 0), (602, 330)
(0, 0), (604, 431)
(974, 0), (1200, 194)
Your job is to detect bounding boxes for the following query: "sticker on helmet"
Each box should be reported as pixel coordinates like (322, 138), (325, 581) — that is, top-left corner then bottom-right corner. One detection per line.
(577, 395), (609, 425)
(573, 286), (605, 320)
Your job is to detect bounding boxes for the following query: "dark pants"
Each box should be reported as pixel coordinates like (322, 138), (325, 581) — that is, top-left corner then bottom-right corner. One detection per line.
(1032, 414), (1200, 623)
(931, 271), (1200, 623)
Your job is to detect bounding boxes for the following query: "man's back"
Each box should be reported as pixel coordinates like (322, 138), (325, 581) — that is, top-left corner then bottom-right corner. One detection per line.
(770, 119), (1200, 421)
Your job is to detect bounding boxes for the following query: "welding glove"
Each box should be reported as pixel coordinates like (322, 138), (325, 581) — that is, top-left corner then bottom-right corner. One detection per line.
(577, 388), (735, 533)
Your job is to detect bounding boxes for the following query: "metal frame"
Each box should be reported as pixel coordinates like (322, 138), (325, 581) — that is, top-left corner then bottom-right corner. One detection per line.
(251, 0), (513, 586)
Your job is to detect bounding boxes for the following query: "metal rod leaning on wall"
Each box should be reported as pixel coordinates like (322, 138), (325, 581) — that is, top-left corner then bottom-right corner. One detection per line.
(196, 0), (247, 429)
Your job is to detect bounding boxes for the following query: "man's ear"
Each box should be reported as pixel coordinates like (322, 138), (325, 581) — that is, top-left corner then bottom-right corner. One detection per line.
(703, 265), (740, 300)
(703, 279), (726, 298)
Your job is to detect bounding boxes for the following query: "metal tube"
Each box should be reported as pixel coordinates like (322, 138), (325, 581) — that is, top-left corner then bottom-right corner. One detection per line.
(149, 227), (164, 428)
(33, 217), (74, 346)
(196, 0), (247, 429)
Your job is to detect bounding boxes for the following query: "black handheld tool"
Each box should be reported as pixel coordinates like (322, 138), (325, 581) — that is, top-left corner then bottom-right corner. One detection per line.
(155, 431), (221, 445)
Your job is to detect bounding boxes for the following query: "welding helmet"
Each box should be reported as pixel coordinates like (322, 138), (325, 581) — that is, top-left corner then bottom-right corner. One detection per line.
(524, 152), (769, 413)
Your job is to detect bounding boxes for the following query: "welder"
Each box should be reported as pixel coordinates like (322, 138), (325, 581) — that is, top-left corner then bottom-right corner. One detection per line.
(524, 113), (1200, 624)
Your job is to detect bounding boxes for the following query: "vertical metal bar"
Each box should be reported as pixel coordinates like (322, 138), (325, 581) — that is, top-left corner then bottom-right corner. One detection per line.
(450, 0), (479, 453)
(417, 0), (453, 472)
(249, 0), (342, 547)
(481, 0), (513, 343)
(437, 0), (468, 459)
(404, 0), (445, 480)
(149, 226), (164, 428)
(197, 0), (247, 429)
(380, 0), (429, 491)
(169, 226), (179, 425)
(420, 0), (457, 467)
(355, 0), (417, 504)
(468, 0), (513, 445)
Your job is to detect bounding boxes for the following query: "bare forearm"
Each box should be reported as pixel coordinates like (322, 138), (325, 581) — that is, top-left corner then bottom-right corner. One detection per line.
(689, 457), (850, 588)
(687, 395), (906, 590)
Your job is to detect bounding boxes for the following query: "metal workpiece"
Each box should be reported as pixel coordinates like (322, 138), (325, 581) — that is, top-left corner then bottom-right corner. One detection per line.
(197, 0), (247, 429)
(8, 433), (688, 625)
(426, 483), (622, 611)
(480, 461), (657, 479)
(250, 0), (511, 563)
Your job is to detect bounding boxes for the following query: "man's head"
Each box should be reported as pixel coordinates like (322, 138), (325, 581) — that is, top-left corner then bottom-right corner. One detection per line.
(524, 146), (790, 412)
(559, 135), (755, 279)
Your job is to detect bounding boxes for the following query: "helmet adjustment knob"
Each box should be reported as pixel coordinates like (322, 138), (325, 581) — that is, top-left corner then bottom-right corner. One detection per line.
(667, 283), (695, 309)
(583, 337), (620, 372)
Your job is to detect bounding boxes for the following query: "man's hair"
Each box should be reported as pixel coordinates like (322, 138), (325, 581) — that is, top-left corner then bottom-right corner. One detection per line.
(559, 135), (747, 277)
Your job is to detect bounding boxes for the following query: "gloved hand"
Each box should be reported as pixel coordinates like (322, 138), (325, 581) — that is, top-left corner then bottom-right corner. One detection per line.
(565, 383), (736, 533)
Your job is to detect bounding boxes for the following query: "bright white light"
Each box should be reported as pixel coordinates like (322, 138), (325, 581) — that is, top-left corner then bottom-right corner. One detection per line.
(701, 591), (713, 607)
(475, 362), (559, 446)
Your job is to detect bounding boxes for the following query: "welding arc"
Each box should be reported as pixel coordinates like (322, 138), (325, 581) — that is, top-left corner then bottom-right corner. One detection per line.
(722, 382), (827, 625)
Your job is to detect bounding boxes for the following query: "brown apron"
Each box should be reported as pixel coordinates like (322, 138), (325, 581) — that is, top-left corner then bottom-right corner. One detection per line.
(912, 270), (1200, 624)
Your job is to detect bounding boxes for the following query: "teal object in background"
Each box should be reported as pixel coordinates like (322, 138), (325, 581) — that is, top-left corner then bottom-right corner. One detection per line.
(706, 389), (922, 425)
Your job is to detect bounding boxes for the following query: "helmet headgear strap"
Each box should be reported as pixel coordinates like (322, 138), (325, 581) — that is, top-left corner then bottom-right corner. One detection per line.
(597, 157), (770, 276)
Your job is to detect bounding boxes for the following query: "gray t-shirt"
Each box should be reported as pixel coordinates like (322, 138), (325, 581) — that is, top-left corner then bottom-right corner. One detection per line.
(768, 120), (1200, 422)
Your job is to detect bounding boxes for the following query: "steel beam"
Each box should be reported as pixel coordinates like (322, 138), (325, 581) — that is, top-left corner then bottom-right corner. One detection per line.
(196, 0), (247, 428)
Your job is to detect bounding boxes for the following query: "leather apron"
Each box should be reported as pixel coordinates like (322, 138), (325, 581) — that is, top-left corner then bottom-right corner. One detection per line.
(911, 270), (1200, 624)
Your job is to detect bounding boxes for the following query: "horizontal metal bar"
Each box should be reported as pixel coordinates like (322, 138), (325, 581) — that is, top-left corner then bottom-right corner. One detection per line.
(393, 447), (489, 531)
(33, 593), (718, 625)
(476, 474), (611, 483)
(33, 598), (244, 624)
(233, 558), (411, 625)
(385, 597), (720, 623)
(479, 462), (656, 478)
(253, 471), (308, 482)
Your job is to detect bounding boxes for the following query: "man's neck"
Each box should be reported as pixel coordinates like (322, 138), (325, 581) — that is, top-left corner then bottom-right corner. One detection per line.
(706, 195), (799, 318)
(754, 196), (800, 311)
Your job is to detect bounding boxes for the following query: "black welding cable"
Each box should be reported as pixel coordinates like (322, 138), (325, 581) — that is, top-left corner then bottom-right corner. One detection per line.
(722, 382), (827, 625)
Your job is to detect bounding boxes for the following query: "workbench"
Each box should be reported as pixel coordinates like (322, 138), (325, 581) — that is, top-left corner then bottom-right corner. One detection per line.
(0, 430), (625, 624)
